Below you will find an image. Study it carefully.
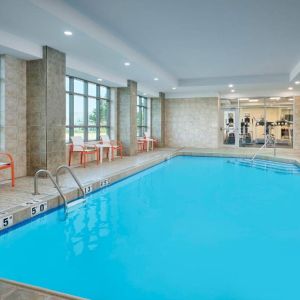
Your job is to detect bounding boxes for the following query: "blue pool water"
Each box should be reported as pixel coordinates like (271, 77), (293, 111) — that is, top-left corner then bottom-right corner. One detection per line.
(1, 156), (300, 300)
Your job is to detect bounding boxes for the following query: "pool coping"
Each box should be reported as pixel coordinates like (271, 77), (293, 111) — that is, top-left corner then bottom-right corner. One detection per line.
(0, 278), (87, 299)
(1, 148), (300, 235)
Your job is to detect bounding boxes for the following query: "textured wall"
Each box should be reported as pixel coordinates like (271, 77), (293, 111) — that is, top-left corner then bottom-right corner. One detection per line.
(0, 55), (27, 179)
(165, 97), (219, 148)
(27, 46), (66, 175)
(293, 96), (300, 149)
(117, 80), (137, 156)
(151, 92), (165, 146)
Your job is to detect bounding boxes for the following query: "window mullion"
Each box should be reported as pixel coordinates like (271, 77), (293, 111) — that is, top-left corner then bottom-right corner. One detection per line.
(69, 77), (74, 140)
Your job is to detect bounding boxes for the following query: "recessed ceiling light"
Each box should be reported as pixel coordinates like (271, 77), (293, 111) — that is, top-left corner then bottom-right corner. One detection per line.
(249, 99), (259, 102)
(270, 97), (280, 100)
(239, 98), (249, 101)
(172, 87), (177, 90)
(295, 81), (300, 85)
(64, 31), (73, 36)
(288, 86), (293, 90)
(289, 98), (294, 101)
(97, 78), (103, 82)
(154, 77), (159, 81)
(228, 84), (234, 88)
(124, 62), (131, 66)
(230, 89), (235, 93)
(143, 93), (147, 96)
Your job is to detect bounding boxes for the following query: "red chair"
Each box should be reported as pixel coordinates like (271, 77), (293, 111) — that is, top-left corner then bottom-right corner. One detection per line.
(100, 135), (123, 160)
(69, 136), (99, 168)
(137, 140), (144, 152)
(0, 152), (15, 187)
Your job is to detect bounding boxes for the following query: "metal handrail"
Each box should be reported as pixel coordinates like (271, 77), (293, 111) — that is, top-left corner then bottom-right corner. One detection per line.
(55, 165), (86, 199)
(251, 135), (276, 162)
(33, 169), (68, 210)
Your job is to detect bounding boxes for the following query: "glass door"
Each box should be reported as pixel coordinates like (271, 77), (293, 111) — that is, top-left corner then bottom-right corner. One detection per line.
(220, 99), (239, 146)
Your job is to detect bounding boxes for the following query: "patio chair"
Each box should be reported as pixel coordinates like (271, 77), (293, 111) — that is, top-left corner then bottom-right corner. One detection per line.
(0, 152), (15, 187)
(100, 135), (123, 160)
(69, 136), (99, 168)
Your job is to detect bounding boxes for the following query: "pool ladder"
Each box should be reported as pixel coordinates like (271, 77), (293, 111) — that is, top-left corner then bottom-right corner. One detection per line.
(33, 165), (86, 212)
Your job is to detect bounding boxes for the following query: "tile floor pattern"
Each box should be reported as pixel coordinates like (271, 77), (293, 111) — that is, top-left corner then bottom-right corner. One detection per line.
(1, 146), (300, 214)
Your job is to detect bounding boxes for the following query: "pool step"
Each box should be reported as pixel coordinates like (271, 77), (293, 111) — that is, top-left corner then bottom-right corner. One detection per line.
(230, 159), (300, 174)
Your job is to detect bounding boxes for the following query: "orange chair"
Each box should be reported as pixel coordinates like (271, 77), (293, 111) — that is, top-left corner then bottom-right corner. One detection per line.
(137, 140), (144, 152)
(69, 136), (99, 168)
(0, 152), (15, 187)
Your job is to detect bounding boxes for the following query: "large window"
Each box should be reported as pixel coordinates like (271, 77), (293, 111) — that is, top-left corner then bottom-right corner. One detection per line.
(66, 76), (110, 142)
(137, 96), (147, 137)
(221, 97), (293, 148)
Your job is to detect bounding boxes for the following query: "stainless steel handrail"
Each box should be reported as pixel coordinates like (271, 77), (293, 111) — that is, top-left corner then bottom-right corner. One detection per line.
(251, 135), (276, 162)
(55, 165), (86, 199)
(33, 169), (67, 210)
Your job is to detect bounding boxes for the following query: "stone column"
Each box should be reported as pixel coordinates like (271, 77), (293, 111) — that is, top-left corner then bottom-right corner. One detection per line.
(117, 80), (137, 156)
(293, 96), (300, 149)
(26, 46), (66, 175)
(0, 55), (27, 178)
(151, 92), (165, 147)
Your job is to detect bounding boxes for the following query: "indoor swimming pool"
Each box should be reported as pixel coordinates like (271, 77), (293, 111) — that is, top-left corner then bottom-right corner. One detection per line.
(0, 156), (300, 300)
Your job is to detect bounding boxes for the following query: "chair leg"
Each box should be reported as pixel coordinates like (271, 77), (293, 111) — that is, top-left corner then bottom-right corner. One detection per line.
(68, 151), (72, 166)
(80, 152), (83, 164)
(11, 163), (15, 187)
(83, 153), (86, 168)
(120, 147), (123, 159)
(96, 150), (99, 165)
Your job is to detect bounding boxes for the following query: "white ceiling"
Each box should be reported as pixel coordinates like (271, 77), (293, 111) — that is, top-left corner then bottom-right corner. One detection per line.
(0, 0), (300, 98)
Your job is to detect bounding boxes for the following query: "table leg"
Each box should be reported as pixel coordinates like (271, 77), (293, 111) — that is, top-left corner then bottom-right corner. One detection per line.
(100, 148), (103, 164)
(108, 147), (112, 162)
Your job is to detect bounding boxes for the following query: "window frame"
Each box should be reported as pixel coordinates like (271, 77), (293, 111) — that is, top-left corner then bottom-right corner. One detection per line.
(66, 76), (111, 143)
(137, 95), (148, 137)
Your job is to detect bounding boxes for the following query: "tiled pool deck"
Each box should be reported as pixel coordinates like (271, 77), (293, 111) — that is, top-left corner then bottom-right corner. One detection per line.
(1, 146), (300, 227)
(1, 146), (300, 298)
(0, 279), (86, 300)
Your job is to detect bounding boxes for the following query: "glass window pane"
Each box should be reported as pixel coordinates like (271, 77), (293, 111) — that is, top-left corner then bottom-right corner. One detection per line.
(88, 127), (97, 141)
(100, 86), (109, 99)
(66, 127), (70, 143)
(239, 98), (265, 147)
(88, 83), (96, 97)
(66, 93), (69, 126)
(137, 106), (141, 126)
(137, 96), (139, 105)
(100, 100), (109, 126)
(142, 107), (147, 126)
(142, 97), (147, 106)
(74, 79), (84, 94)
(73, 127), (85, 140)
(65, 77), (69, 92)
(88, 98), (97, 126)
(100, 127), (109, 136)
(265, 97), (293, 148)
(74, 95), (84, 126)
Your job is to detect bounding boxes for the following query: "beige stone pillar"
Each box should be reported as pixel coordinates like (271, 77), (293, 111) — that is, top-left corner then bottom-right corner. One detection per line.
(26, 46), (66, 175)
(117, 80), (137, 156)
(151, 92), (165, 147)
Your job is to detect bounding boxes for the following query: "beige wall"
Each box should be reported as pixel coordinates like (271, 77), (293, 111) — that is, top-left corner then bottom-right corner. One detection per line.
(165, 97), (219, 148)
(0, 55), (27, 179)
(293, 96), (300, 149)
